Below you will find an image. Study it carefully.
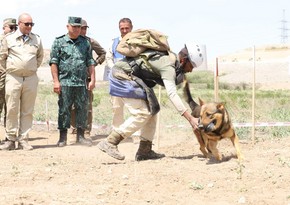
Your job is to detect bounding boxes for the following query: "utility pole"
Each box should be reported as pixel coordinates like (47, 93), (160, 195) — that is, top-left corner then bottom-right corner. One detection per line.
(280, 9), (288, 44)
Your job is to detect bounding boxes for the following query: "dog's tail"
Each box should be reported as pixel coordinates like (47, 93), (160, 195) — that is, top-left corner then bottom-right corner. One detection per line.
(183, 78), (201, 118)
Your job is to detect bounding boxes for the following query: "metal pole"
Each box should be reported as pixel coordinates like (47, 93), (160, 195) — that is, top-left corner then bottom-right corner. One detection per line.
(251, 46), (256, 142)
(214, 57), (219, 102)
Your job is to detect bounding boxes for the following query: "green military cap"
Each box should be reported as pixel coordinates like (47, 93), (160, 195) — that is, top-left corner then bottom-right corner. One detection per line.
(3, 18), (17, 26)
(68, 16), (82, 26)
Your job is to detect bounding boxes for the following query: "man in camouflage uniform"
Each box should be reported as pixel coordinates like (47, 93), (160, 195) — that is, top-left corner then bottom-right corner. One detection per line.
(50, 16), (96, 147)
(0, 18), (17, 130)
(70, 19), (106, 138)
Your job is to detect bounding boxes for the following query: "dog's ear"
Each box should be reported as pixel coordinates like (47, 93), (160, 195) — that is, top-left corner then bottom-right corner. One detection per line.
(216, 103), (225, 111)
(199, 98), (205, 106)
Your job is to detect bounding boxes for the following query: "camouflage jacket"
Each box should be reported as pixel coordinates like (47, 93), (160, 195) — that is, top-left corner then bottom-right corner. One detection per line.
(49, 34), (96, 86)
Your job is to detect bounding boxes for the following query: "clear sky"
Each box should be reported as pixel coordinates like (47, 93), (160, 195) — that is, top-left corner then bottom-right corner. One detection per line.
(1, 0), (289, 61)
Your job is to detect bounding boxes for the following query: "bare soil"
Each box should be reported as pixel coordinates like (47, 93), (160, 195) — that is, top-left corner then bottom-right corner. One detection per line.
(0, 125), (289, 205)
(0, 48), (289, 205)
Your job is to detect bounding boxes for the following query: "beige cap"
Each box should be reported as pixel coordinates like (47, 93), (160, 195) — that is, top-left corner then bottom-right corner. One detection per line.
(3, 18), (17, 26)
(81, 19), (89, 28)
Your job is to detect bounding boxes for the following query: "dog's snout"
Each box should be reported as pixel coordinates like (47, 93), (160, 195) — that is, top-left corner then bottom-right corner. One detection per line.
(197, 118), (204, 129)
(205, 122), (215, 132)
(198, 124), (204, 129)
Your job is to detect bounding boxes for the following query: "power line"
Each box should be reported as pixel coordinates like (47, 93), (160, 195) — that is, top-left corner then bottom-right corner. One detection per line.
(280, 9), (289, 44)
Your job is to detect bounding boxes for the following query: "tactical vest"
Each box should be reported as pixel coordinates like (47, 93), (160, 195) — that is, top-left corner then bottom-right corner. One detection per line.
(127, 50), (184, 87)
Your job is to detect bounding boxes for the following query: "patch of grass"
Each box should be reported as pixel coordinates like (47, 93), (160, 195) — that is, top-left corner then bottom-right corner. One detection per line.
(34, 70), (290, 139)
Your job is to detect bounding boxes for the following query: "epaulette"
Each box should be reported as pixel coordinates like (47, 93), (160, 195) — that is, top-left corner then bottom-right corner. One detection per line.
(79, 35), (86, 40)
(56, 34), (65, 39)
(5, 32), (13, 37)
(30, 32), (40, 37)
(84, 35), (90, 41)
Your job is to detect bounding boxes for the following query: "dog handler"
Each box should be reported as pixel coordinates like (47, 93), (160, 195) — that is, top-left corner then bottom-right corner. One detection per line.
(97, 43), (203, 161)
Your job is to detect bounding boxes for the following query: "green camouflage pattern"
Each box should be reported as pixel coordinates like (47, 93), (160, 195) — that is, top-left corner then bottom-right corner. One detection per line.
(70, 89), (93, 133)
(58, 86), (88, 130)
(49, 34), (95, 86)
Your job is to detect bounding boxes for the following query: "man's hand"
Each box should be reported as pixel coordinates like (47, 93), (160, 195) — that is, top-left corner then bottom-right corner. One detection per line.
(189, 116), (199, 131)
(87, 81), (95, 91)
(183, 110), (199, 131)
(53, 81), (61, 95)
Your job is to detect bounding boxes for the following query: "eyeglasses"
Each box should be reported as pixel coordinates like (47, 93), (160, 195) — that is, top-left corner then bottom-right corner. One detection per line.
(21, 22), (35, 27)
(9, 26), (17, 31)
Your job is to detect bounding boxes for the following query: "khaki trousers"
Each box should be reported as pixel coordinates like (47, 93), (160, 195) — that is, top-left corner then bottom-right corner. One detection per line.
(111, 96), (141, 137)
(5, 73), (38, 141)
(111, 96), (124, 129)
(114, 96), (156, 141)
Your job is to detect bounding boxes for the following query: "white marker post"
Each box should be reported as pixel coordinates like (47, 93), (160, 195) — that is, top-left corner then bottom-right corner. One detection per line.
(214, 57), (219, 102)
(251, 46), (256, 142)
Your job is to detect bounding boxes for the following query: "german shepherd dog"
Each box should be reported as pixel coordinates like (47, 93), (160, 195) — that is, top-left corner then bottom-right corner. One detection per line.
(183, 79), (243, 161)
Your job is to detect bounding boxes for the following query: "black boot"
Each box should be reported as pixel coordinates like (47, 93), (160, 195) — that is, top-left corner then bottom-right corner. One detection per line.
(135, 140), (165, 161)
(76, 128), (92, 146)
(57, 129), (67, 147)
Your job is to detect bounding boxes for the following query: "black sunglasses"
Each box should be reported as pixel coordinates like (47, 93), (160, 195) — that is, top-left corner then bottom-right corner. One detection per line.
(21, 22), (35, 27)
(9, 26), (18, 30)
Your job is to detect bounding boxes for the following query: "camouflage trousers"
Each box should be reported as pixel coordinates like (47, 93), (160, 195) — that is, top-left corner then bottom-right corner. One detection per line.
(70, 89), (93, 133)
(58, 86), (88, 130)
(0, 71), (6, 126)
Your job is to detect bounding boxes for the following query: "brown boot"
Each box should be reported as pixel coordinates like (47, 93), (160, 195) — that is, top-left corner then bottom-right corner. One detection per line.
(76, 128), (92, 146)
(97, 131), (125, 160)
(0, 140), (15, 150)
(57, 129), (67, 147)
(18, 140), (33, 150)
(135, 140), (165, 161)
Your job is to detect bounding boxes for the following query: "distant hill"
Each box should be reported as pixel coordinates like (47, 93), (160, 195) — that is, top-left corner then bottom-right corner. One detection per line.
(42, 44), (290, 67)
(218, 44), (290, 62)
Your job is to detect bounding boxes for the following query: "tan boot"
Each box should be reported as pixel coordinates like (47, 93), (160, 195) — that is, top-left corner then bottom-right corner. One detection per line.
(135, 140), (165, 161)
(97, 131), (125, 160)
(0, 140), (15, 150)
(18, 140), (33, 150)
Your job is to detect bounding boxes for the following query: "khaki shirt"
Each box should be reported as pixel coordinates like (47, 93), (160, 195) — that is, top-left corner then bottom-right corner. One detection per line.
(115, 50), (188, 115)
(0, 30), (44, 76)
(0, 33), (5, 73)
(0, 33), (4, 46)
(86, 36), (106, 65)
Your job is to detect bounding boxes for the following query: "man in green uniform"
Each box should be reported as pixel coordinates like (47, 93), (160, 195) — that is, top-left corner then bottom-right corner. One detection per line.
(70, 19), (106, 138)
(0, 18), (17, 130)
(50, 16), (96, 147)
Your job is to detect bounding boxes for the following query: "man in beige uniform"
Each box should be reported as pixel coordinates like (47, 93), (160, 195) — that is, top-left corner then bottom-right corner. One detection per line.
(98, 43), (204, 161)
(0, 13), (44, 150)
(0, 18), (17, 130)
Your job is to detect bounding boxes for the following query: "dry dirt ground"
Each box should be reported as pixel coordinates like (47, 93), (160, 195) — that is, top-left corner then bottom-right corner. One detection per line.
(1, 50), (290, 205)
(0, 125), (289, 205)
